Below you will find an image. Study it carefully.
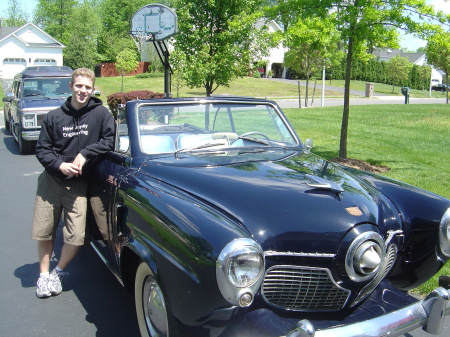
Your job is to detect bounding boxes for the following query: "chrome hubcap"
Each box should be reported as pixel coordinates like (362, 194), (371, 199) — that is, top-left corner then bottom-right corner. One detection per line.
(142, 277), (168, 337)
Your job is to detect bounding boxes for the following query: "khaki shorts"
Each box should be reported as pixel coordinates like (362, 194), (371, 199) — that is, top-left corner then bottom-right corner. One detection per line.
(31, 171), (88, 246)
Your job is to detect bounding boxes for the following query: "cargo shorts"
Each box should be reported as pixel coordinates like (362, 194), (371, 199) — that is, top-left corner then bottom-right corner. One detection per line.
(31, 170), (88, 246)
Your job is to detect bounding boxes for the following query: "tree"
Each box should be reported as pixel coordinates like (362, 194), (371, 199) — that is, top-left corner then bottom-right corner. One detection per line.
(63, 2), (102, 70)
(284, 16), (342, 106)
(34, 0), (78, 44)
(272, 0), (447, 158)
(173, 0), (273, 96)
(96, 0), (150, 62)
(426, 31), (450, 104)
(417, 64), (431, 91)
(116, 49), (139, 92)
(99, 0), (150, 37)
(386, 55), (412, 93)
(2, 0), (28, 26)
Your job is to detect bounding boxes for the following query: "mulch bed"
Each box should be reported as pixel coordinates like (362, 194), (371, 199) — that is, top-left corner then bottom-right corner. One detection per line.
(329, 158), (390, 173)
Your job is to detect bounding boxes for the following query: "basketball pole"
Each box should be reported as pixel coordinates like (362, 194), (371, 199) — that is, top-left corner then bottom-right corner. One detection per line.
(152, 39), (172, 98)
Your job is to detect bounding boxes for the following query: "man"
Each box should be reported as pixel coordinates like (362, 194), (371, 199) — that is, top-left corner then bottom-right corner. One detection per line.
(32, 68), (115, 298)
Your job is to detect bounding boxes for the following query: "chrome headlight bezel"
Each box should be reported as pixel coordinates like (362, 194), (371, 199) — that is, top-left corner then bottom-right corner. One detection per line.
(345, 232), (386, 282)
(216, 238), (264, 307)
(439, 208), (450, 258)
(22, 114), (36, 128)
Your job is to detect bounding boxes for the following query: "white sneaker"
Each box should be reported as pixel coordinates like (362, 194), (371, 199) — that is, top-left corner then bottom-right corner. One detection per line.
(48, 269), (69, 296)
(36, 275), (51, 298)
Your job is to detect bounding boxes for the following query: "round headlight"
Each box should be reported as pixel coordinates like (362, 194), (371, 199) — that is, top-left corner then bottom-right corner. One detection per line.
(346, 232), (386, 282)
(216, 238), (265, 307)
(439, 208), (450, 257)
(226, 246), (263, 287)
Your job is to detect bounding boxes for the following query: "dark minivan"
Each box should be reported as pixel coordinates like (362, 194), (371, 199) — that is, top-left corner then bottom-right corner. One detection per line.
(2, 66), (73, 154)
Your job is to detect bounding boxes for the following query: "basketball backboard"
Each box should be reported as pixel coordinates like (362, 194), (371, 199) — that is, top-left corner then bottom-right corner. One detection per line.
(131, 3), (177, 41)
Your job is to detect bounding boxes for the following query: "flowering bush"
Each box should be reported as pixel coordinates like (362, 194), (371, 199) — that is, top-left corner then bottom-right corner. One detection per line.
(107, 90), (165, 118)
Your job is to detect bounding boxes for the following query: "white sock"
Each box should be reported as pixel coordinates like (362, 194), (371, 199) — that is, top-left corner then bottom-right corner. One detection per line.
(55, 266), (64, 273)
(40, 272), (50, 279)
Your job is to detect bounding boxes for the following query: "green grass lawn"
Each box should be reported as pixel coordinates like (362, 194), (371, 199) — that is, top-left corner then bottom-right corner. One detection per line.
(284, 104), (449, 295)
(94, 75), (348, 100)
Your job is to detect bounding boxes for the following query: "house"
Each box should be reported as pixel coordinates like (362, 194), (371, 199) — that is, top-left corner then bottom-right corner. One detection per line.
(0, 20), (65, 81)
(254, 19), (288, 78)
(372, 48), (444, 84)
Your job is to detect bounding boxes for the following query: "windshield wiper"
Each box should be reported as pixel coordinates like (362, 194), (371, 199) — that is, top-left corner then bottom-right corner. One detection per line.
(238, 136), (270, 145)
(174, 142), (226, 159)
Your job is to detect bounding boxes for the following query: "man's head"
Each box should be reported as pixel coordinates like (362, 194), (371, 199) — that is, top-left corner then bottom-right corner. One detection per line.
(69, 68), (96, 110)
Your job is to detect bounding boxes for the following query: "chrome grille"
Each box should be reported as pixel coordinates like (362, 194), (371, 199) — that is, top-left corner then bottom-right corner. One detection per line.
(37, 114), (46, 127)
(262, 266), (350, 311)
(352, 244), (398, 306)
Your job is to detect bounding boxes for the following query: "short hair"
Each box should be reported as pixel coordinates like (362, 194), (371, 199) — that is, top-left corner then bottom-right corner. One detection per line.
(71, 68), (96, 86)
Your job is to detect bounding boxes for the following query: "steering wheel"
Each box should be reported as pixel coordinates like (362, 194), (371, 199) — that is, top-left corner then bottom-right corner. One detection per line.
(240, 132), (270, 140)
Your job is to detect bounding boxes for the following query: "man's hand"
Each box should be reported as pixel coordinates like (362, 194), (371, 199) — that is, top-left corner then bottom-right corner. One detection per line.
(72, 153), (86, 172)
(59, 162), (82, 178)
(59, 154), (86, 177)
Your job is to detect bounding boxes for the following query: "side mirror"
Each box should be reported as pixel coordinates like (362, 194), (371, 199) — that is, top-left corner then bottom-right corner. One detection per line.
(2, 93), (14, 102)
(303, 138), (313, 154)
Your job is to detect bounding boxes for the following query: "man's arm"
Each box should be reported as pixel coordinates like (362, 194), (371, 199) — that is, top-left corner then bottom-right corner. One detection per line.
(35, 114), (65, 175)
(79, 109), (115, 160)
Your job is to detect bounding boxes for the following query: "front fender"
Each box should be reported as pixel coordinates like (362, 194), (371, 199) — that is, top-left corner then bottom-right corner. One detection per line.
(119, 170), (251, 329)
(340, 166), (450, 289)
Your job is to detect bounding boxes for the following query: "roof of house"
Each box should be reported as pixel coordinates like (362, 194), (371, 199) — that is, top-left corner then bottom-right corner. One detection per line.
(0, 22), (65, 47)
(0, 26), (20, 40)
(372, 48), (425, 64)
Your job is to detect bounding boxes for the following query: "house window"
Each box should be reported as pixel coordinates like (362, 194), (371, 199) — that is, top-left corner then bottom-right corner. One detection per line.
(34, 58), (56, 65)
(3, 58), (27, 63)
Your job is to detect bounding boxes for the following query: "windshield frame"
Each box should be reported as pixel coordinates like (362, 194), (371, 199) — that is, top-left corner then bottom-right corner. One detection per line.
(122, 98), (302, 158)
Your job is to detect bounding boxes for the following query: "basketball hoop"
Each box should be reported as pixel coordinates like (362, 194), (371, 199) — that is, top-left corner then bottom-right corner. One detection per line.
(130, 3), (178, 98)
(130, 31), (153, 53)
(130, 3), (177, 42)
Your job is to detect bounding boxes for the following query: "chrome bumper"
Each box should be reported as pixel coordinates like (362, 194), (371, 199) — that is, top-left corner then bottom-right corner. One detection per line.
(21, 130), (40, 141)
(287, 287), (450, 337)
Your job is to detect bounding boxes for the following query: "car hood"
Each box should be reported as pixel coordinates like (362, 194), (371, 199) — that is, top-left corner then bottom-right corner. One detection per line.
(139, 150), (399, 254)
(20, 96), (68, 109)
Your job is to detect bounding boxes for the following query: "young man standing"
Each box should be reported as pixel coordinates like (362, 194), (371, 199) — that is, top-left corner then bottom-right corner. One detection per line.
(32, 68), (115, 298)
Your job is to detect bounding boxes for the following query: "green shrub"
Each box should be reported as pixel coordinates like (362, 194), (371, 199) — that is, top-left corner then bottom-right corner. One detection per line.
(107, 90), (164, 118)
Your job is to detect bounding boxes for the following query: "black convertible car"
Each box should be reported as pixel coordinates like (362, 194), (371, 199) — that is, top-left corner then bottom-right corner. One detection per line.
(88, 97), (450, 337)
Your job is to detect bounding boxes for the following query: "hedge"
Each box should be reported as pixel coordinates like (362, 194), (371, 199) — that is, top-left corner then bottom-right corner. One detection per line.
(107, 90), (165, 118)
(327, 58), (431, 90)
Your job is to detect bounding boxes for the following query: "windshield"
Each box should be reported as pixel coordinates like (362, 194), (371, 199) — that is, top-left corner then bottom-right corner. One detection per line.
(118, 101), (298, 155)
(22, 77), (71, 98)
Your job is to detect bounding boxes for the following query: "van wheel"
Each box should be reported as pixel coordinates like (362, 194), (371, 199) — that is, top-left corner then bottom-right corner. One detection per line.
(18, 124), (33, 154)
(134, 262), (179, 337)
(3, 110), (10, 131)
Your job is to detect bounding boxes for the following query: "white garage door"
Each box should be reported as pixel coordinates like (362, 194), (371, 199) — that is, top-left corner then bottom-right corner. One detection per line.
(2, 58), (27, 79)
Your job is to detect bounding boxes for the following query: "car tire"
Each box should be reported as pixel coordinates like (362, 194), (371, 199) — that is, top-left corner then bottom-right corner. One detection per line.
(18, 124), (34, 154)
(3, 109), (10, 131)
(135, 262), (179, 337)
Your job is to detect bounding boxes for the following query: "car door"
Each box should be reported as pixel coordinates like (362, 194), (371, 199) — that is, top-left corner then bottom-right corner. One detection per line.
(88, 110), (133, 274)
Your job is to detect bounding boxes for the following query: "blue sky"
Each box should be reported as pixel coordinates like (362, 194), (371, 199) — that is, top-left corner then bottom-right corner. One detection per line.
(1, 0), (448, 51)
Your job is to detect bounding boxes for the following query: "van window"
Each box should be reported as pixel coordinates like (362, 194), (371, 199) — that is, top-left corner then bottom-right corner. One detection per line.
(22, 77), (71, 97)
